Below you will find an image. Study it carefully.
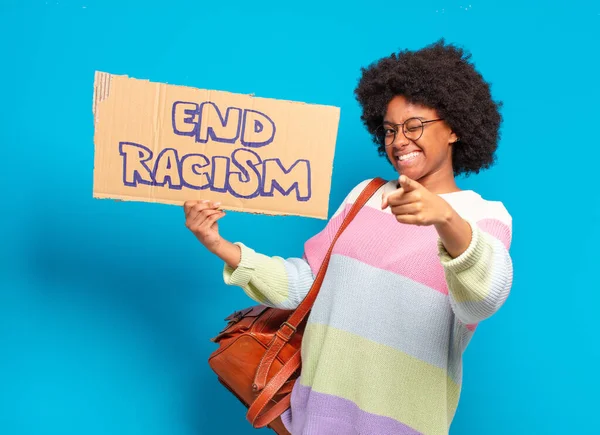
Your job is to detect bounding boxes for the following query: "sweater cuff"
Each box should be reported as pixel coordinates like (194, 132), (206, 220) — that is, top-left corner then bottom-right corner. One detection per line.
(437, 219), (485, 273)
(223, 242), (259, 287)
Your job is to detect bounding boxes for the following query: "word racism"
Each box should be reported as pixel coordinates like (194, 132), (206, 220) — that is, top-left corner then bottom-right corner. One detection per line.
(119, 101), (311, 201)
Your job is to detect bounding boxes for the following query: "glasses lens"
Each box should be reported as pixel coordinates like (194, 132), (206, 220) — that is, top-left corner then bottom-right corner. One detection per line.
(404, 118), (423, 140)
(376, 126), (396, 147)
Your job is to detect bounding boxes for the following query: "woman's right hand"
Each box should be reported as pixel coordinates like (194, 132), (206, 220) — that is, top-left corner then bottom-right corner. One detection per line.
(183, 200), (242, 269)
(183, 200), (226, 253)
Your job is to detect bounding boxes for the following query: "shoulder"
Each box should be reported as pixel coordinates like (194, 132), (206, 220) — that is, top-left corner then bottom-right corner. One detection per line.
(443, 190), (512, 248)
(330, 178), (396, 218)
(442, 190), (511, 226)
(351, 177), (398, 200)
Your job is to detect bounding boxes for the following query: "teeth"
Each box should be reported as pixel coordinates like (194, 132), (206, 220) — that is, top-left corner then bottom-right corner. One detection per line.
(398, 152), (421, 161)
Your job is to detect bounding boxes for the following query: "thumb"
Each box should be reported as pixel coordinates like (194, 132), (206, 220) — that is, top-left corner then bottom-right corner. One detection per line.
(399, 175), (420, 192)
(381, 192), (390, 209)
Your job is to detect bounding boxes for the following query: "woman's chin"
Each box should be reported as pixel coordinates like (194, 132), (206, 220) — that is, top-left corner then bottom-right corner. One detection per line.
(396, 166), (422, 180)
(389, 157), (424, 180)
(394, 155), (424, 177)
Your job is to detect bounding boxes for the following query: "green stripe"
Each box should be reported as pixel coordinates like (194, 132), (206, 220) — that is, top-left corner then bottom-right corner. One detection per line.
(250, 256), (289, 305)
(300, 323), (460, 435)
(441, 225), (494, 303)
(223, 246), (290, 306)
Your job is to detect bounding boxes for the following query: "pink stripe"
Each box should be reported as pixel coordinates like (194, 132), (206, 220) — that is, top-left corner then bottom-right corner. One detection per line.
(478, 218), (512, 249)
(303, 210), (346, 275)
(305, 204), (450, 294)
(304, 204), (513, 296)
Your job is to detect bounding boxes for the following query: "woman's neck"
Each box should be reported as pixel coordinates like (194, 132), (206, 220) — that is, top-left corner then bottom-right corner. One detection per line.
(412, 167), (460, 194)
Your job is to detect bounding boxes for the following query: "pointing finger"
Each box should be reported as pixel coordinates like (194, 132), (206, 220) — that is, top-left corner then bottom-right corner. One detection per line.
(399, 175), (421, 192)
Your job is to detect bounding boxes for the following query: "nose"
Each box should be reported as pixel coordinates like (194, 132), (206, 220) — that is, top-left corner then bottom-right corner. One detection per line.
(391, 130), (410, 148)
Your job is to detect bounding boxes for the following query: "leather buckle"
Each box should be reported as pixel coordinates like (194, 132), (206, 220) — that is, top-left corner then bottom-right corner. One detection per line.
(276, 321), (296, 342)
(224, 311), (240, 321)
(224, 307), (252, 323)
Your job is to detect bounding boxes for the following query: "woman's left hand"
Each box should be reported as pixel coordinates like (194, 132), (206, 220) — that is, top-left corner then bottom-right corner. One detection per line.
(381, 175), (454, 226)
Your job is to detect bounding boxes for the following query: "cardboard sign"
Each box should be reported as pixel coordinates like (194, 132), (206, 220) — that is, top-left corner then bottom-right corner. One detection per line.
(92, 71), (341, 219)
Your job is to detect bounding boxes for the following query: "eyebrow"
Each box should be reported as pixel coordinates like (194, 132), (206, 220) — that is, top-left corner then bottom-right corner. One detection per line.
(383, 116), (426, 124)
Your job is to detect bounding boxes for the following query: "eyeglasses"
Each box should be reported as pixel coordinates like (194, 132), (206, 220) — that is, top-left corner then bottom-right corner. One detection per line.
(375, 118), (444, 147)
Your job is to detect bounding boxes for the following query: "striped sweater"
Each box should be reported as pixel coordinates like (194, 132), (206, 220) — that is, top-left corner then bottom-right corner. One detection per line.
(223, 178), (513, 435)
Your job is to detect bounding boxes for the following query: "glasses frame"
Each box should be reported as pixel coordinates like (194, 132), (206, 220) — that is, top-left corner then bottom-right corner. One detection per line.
(375, 118), (444, 146)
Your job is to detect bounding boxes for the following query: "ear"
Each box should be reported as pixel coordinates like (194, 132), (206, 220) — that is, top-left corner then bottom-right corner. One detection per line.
(449, 130), (459, 145)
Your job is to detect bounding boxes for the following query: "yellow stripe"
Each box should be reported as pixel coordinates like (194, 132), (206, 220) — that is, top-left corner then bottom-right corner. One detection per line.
(253, 256), (289, 305)
(443, 229), (494, 303)
(300, 323), (460, 435)
(224, 251), (291, 306)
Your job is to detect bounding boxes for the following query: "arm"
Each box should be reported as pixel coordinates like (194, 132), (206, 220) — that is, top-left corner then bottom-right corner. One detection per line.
(182, 200), (316, 310)
(222, 244), (315, 309)
(382, 175), (513, 325)
(434, 209), (473, 259)
(437, 218), (513, 325)
(219, 179), (376, 309)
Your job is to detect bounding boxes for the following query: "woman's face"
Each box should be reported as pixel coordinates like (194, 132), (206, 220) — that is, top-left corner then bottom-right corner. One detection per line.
(383, 95), (458, 185)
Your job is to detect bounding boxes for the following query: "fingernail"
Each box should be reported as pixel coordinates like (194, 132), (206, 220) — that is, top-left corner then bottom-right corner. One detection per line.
(214, 202), (222, 207)
(200, 200), (209, 204)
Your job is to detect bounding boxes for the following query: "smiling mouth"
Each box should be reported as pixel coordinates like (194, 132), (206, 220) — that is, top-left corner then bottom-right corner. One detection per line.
(397, 151), (421, 161)
(395, 151), (423, 165)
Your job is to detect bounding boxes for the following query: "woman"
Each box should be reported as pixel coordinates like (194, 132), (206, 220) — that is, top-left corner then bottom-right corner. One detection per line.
(183, 39), (513, 435)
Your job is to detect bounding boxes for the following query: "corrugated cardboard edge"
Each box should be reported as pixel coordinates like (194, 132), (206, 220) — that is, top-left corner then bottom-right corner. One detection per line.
(92, 71), (113, 121)
(93, 71), (341, 112)
(93, 192), (327, 219)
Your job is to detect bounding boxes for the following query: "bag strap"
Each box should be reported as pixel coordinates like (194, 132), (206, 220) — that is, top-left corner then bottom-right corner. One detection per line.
(247, 177), (387, 427)
(248, 349), (301, 429)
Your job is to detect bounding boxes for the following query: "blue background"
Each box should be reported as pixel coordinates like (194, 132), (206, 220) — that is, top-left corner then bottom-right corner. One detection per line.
(1, 0), (599, 434)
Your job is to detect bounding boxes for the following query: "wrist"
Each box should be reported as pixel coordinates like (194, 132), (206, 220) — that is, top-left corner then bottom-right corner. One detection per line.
(434, 203), (456, 228)
(212, 238), (241, 269)
(207, 236), (226, 255)
(435, 209), (472, 259)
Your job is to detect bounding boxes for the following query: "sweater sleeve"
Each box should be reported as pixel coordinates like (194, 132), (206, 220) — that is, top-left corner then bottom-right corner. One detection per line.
(222, 178), (375, 309)
(223, 243), (315, 309)
(437, 217), (513, 325)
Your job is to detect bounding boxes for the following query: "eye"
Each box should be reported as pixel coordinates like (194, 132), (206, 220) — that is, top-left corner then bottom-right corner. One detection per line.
(405, 119), (422, 133)
(384, 128), (395, 136)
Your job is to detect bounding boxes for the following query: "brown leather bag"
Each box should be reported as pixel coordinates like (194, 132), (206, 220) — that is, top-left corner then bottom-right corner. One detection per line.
(208, 178), (386, 434)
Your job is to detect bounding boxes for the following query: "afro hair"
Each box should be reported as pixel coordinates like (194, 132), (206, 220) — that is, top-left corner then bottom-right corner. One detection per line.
(354, 39), (503, 177)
